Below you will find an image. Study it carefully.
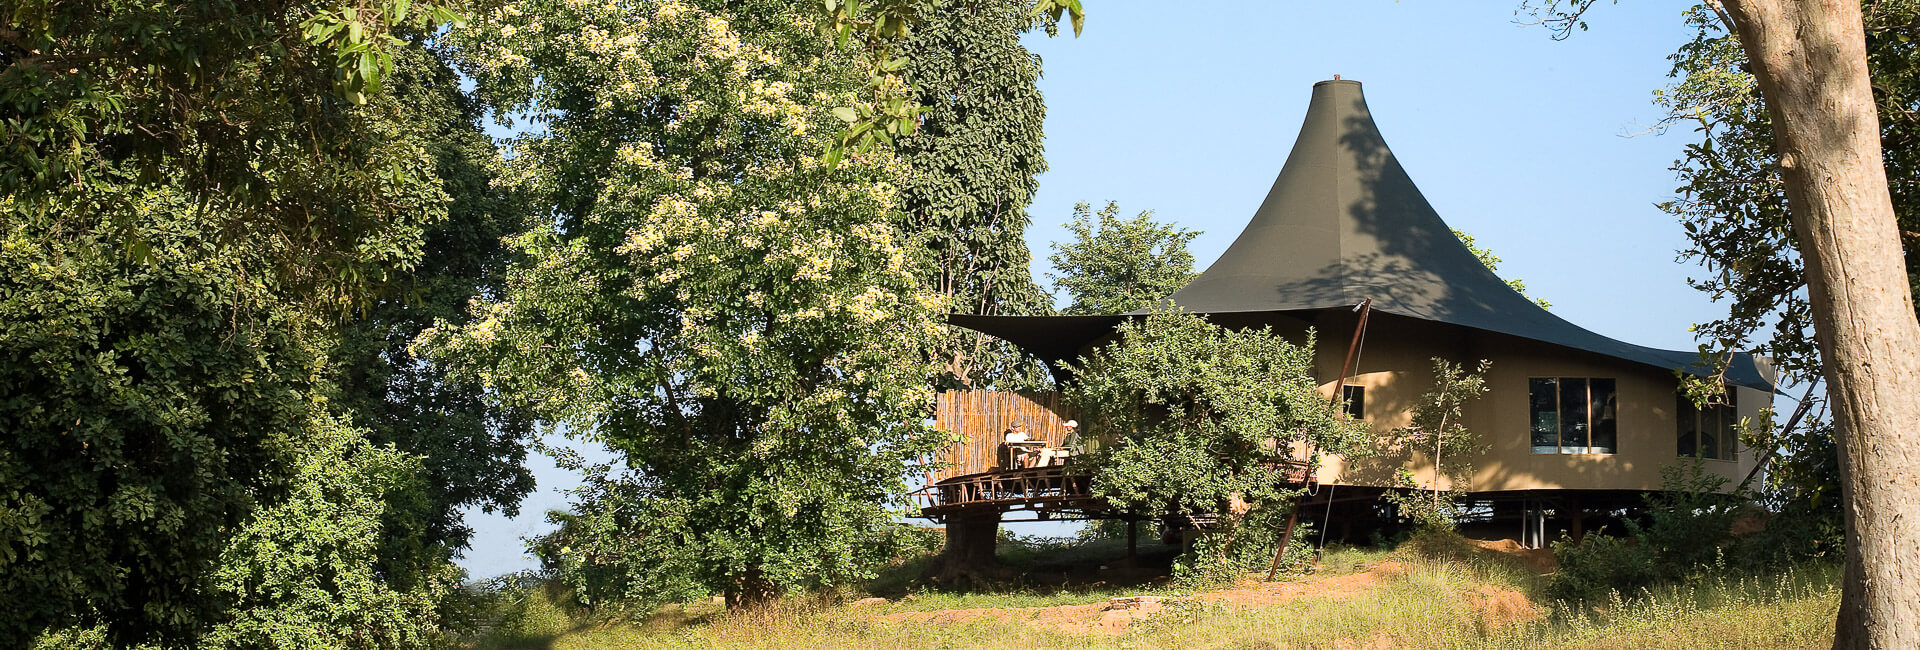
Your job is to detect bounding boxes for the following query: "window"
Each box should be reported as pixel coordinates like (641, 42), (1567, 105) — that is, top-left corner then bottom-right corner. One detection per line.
(1342, 385), (1365, 420)
(1529, 378), (1617, 454)
(1677, 391), (1739, 461)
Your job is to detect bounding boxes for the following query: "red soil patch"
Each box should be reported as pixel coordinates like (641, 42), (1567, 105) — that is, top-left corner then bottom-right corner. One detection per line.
(1470, 538), (1558, 574)
(1465, 584), (1540, 629)
(1333, 632), (1397, 650)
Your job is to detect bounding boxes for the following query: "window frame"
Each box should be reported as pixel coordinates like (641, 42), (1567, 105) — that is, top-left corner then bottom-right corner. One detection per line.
(1342, 385), (1365, 421)
(1676, 390), (1740, 462)
(1528, 376), (1619, 455)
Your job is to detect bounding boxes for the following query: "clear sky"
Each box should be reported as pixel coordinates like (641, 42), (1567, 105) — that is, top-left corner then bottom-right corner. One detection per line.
(458, 1), (1732, 579)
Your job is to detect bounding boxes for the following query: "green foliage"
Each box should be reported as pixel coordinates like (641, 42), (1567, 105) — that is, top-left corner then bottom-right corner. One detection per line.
(1735, 418), (1844, 568)
(1548, 460), (1741, 604)
(530, 456), (937, 611)
(1382, 358), (1491, 531)
(434, 0), (950, 609)
(299, 1), (467, 105)
(809, 0), (1083, 168)
(1065, 309), (1365, 532)
(1547, 529), (1661, 604)
(1, 3), (476, 644)
(895, 0), (1054, 389)
(328, 41), (537, 574)
(1175, 516), (1317, 588)
(199, 415), (453, 650)
(0, 0), (460, 311)
(0, 189), (402, 644)
(811, 0), (934, 168)
(1634, 461), (1740, 574)
(1654, 1), (1920, 383)
(1453, 229), (1551, 309)
(1048, 201), (1201, 315)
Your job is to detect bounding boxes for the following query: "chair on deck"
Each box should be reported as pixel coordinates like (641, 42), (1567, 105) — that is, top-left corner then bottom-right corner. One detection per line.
(1002, 421), (1046, 469)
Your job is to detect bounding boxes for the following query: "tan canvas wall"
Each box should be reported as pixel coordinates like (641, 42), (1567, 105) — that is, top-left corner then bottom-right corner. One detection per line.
(1306, 317), (1764, 493)
(935, 311), (1769, 494)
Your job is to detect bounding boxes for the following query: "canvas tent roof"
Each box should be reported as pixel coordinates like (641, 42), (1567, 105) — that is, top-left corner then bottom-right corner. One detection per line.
(956, 79), (1773, 392)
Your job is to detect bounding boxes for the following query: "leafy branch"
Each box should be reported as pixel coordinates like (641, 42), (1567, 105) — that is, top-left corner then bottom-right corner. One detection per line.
(300, 0), (465, 104)
(815, 0), (1086, 167)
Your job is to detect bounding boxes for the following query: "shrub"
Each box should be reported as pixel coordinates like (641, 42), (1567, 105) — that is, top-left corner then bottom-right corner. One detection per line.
(1546, 529), (1659, 605)
(1632, 460), (1739, 575)
(1173, 510), (1316, 587)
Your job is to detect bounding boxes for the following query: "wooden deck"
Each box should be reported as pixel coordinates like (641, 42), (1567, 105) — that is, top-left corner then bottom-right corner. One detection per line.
(909, 460), (1315, 523)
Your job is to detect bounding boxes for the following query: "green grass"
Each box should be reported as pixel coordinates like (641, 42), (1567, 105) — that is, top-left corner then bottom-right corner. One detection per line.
(459, 542), (1840, 650)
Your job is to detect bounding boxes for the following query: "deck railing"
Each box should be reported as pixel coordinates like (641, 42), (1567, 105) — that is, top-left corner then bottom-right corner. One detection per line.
(909, 459), (1313, 522)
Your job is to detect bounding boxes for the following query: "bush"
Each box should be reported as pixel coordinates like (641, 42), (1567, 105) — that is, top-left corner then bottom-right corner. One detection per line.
(1632, 461), (1739, 575)
(1547, 462), (1738, 604)
(198, 415), (453, 649)
(1173, 509), (1316, 587)
(1546, 529), (1659, 605)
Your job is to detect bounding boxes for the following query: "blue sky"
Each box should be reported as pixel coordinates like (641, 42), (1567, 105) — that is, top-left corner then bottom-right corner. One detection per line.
(459, 1), (1729, 578)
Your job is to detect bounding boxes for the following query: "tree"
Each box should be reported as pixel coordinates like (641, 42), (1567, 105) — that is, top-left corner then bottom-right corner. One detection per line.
(895, 0), (1055, 389)
(1065, 310), (1367, 576)
(0, 2), (458, 644)
(1654, 2), (1920, 385)
(328, 40), (537, 580)
(1382, 358), (1491, 530)
(1527, 1), (1920, 645)
(1453, 229), (1551, 309)
(198, 415), (452, 650)
(429, 0), (949, 610)
(1717, 4), (1920, 644)
(1049, 201), (1201, 315)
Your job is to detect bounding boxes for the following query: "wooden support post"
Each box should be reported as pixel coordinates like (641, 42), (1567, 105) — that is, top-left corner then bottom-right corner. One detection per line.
(1126, 518), (1139, 561)
(1568, 494), (1584, 543)
(1265, 497), (1306, 580)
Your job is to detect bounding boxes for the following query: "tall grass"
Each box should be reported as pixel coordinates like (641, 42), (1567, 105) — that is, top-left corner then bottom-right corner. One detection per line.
(461, 548), (1839, 650)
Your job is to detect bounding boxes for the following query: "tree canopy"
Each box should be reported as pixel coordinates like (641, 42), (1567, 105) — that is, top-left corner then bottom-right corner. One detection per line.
(1657, 0), (1919, 384)
(1049, 201), (1201, 315)
(895, 0), (1054, 390)
(427, 0), (950, 610)
(1067, 311), (1366, 518)
(0, 3), (469, 644)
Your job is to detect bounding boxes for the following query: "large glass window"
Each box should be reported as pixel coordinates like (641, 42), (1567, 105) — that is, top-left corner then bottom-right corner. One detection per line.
(1677, 391), (1739, 461)
(1529, 378), (1618, 454)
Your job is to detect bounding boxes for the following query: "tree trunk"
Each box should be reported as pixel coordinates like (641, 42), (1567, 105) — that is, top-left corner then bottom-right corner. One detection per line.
(925, 511), (1013, 588)
(1719, 2), (1920, 647)
(723, 568), (780, 613)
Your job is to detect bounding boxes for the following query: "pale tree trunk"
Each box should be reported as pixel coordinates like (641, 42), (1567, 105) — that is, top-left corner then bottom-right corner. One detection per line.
(1719, 2), (1920, 647)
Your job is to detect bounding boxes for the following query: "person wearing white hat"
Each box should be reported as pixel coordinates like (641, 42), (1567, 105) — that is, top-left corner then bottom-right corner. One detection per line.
(1037, 420), (1081, 467)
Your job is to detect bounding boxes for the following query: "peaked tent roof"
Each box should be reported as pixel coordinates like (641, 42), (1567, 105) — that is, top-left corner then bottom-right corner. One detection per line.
(956, 79), (1773, 391)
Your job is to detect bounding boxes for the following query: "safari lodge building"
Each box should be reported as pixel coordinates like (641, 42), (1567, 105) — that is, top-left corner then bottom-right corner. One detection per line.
(917, 79), (1775, 549)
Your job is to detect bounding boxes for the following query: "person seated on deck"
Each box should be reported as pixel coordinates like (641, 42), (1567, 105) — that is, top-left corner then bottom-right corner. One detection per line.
(1002, 421), (1044, 469)
(1035, 420), (1079, 467)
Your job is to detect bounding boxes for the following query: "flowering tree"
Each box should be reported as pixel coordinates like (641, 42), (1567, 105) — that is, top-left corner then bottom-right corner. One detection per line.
(428, 0), (949, 609)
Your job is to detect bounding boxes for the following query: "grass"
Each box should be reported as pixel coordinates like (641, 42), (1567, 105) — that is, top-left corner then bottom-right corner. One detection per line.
(459, 538), (1840, 650)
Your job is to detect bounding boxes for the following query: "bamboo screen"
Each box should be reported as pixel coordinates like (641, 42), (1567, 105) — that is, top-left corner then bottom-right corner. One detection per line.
(931, 390), (1078, 481)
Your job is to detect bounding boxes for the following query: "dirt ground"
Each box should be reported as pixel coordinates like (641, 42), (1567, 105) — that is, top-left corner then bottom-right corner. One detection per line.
(880, 539), (1554, 637)
(1469, 538), (1558, 574)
